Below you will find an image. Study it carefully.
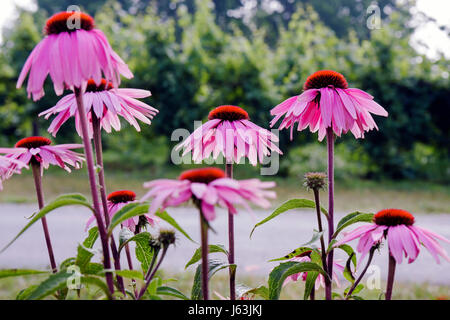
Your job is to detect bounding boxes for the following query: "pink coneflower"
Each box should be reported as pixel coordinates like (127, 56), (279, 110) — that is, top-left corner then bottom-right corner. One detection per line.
(284, 251), (344, 290)
(270, 70), (388, 141)
(143, 167), (275, 300)
(335, 208), (450, 300)
(0, 156), (28, 190)
(85, 190), (158, 232)
(16, 11), (133, 101)
(176, 105), (282, 165)
(39, 79), (158, 137)
(334, 209), (450, 264)
(0, 136), (84, 174)
(142, 167), (276, 221)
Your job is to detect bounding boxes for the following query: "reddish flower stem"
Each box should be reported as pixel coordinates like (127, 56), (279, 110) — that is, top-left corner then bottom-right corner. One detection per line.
(325, 127), (335, 300)
(92, 115), (125, 294)
(345, 246), (377, 300)
(313, 189), (328, 283)
(225, 162), (236, 300)
(74, 87), (114, 295)
(199, 210), (209, 300)
(125, 244), (134, 270)
(31, 162), (57, 273)
(385, 253), (397, 300)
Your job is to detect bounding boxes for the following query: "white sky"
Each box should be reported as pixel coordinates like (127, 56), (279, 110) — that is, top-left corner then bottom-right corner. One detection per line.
(0, 0), (448, 58)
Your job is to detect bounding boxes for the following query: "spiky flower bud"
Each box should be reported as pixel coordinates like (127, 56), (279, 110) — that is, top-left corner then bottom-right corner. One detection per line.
(158, 229), (176, 247)
(304, 172), (327, 191)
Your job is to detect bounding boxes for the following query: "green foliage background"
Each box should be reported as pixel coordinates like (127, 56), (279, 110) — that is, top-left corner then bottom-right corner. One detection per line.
(0, 0), (448, 182)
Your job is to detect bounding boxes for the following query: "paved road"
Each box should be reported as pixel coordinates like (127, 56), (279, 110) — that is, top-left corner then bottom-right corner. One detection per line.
(1, 203), (449, 286)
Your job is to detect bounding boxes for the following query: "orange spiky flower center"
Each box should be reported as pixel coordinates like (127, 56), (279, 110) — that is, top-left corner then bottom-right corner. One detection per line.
(85, 79), (114, 92)
(15, 136), (52, 149)
(107, 190), (136, 204)
(373, 209), (415, 226)
(45, 11), (95, 35)
(303, 70), (348, 90)
(208, 105), (249, 121)
(179, 168), (226, 184)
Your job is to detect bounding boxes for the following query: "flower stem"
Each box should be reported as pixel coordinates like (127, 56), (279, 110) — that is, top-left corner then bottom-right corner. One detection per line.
(31, 162), (57, 273)
(345, 246), (377, 300)
(312, 188), (328, 284)
(325, 127), (335, 300)
(73, 87), (114, 295)
(125, 244), (134, 270)
(200, 210), (209, 300)
(225, 162), (236, 300)
(137, 246), (167, 300)
(385, 253), (397, 300)
(91, 114), (125, 295)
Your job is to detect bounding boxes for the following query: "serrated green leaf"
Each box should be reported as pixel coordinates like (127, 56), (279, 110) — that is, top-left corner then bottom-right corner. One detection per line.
(155, 210), (194, 242)
(185, 244), (229, 269)
(333, 211), (374, 238)
(1, 194), (93, 253)
(83, 263), (104, 275)
(133, 232), (154, 274)
(191, 259), (236, 300)
(250, 199), (328, 238)
(75, 227), (99, 272)
(0, 269), (48, 279)
(268, 261), (328, 300)
(115, 270), (144, 280)
(108, 203), (150, 235)
(27, 271), (72, 300)
(156, 286), (190, 300)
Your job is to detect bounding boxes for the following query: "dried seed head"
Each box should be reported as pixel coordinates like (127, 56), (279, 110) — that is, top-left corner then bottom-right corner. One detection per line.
(158, 229), (176, 247)
(304, 172), (327, 190)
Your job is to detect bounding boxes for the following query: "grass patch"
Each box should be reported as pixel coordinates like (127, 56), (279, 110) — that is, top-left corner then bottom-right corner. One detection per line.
(1, 170), (449, 213)
(1, 271), (448, 300)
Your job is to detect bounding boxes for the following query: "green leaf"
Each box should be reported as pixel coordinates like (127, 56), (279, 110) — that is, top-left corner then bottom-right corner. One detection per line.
(336, 244), (357, 268)
(16, 285), (38, 300)
(59, 257), (76, 271)
(133, 232), (154, 274)
(268, 261), (328, 300)
(191, 259), (236, 300)
(107, 203), (150, 235)
(185, 244), (229, 269)
(75, 227), (99, 272)
(1, 194), (93, 253)
(333, 211), (374, 238)
(344, 284), (364, 296)
(269, 247), (313, 262)
(250, 199), (328, 238)
(236, 284), (269, 300)
(303, 271), (319, 300)
(115, 270), (144, 280)
(0, 269), (48, 279)
(343, 252), (356, 284)
(83, 263), (104, 275)
(156, 210), (194, 242)
(156, 286), (190, 300)
(80, 276), (113, 299)
(26, 271), (72, 300)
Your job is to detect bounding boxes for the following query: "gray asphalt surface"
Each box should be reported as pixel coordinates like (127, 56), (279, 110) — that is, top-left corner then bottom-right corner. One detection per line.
(1, 203), (449, 286)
